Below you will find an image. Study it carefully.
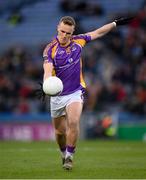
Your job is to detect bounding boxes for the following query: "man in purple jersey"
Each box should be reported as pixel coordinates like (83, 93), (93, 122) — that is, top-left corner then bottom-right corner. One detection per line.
(37, 16), (133, 170)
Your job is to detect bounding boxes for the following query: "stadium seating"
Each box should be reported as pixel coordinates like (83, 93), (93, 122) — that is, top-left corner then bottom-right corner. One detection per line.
(0, 0), (143, 52)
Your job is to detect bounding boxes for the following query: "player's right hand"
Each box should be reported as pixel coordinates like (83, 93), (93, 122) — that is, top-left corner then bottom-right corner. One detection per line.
(35, 82), (46, 101)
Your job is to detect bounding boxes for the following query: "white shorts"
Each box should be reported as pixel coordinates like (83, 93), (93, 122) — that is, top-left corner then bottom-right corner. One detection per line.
(50, 90), (83, 118)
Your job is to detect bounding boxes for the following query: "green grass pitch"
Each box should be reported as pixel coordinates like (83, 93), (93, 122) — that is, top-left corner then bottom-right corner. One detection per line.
(0, 140), (146, 179)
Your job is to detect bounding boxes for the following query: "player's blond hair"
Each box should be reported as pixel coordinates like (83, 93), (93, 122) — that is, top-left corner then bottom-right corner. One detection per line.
(59, 16), (76, 27)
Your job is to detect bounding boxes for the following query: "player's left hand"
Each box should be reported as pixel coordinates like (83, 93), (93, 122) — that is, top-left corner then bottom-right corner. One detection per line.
(35, 82), (46, 101)
(114, 17), (135, 26)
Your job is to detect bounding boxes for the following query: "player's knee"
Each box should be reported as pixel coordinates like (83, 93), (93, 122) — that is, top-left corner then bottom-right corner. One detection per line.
(68, 121), (79, 131)
(55, 128), (66, 136)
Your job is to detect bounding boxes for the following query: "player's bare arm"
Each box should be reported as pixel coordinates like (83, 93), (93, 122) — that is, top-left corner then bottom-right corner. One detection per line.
(86, 22), (116, 40)
(35, 61), (54, 101)
(43, 61), (53, 81)
(86, 17), (134, 40)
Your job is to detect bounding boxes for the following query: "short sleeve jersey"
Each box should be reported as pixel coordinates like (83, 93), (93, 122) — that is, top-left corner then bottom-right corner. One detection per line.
(43, 34), (91, 95)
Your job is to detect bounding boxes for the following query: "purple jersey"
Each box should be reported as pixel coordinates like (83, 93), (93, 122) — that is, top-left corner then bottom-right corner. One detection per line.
(43, 34), (91, 95)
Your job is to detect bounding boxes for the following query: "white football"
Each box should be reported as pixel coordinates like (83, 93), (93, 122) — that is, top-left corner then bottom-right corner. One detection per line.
(43, 76), (63, 96)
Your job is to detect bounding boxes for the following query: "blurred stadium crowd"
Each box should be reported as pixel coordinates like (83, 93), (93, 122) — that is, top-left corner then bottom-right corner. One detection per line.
(0, 0), (146, 116)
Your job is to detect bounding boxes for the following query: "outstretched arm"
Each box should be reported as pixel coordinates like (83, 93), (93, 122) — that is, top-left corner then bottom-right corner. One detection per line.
(86, 22), (116, 40)
(86, 17), (134, 40)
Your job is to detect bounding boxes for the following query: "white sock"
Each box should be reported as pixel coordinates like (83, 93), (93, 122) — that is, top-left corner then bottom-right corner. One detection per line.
(65, 150), (73, 159)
